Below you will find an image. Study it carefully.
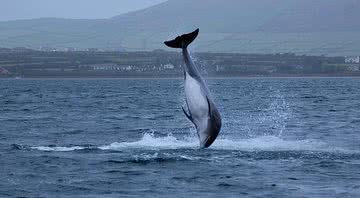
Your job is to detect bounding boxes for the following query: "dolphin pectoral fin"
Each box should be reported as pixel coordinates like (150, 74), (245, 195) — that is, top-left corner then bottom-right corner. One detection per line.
(182, 106), (193, 122)
(183, 70), (186, 80)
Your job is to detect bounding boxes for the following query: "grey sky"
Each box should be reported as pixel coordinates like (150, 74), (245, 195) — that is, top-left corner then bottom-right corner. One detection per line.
(0, 0), (167, 21)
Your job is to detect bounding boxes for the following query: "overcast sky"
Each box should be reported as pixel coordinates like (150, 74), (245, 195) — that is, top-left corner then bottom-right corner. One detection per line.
(0, 0), (167, 21)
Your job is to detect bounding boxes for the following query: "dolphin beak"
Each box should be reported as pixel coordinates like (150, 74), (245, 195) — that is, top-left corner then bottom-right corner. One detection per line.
(199, 135), (212, 149)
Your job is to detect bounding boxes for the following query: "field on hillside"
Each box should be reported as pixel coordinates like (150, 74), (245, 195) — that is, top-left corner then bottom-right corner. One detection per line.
(2, 30), (359, 56)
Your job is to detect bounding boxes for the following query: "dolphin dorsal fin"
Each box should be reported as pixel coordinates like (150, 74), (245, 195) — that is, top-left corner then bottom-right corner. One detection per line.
(206, 96), (212, 117)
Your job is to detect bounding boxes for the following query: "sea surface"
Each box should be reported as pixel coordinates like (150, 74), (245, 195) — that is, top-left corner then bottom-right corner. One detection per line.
(1, 78), (360, 197)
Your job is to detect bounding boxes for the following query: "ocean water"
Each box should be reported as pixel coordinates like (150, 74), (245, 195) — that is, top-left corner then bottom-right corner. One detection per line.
(0, 78), (360, 197)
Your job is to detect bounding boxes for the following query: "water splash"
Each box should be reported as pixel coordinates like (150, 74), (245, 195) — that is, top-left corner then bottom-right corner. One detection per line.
(30, 132), (353, 154)
(99, 133), (198, 150)
(231, 88), (292, 139)
(265, 89), (292, 137)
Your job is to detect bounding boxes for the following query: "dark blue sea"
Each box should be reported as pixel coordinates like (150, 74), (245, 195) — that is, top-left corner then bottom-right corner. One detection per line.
(1, 78), (360, 197)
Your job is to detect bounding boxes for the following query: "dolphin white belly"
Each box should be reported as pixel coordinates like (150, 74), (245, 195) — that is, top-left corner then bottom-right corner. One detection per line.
(184, 72), (208, 129)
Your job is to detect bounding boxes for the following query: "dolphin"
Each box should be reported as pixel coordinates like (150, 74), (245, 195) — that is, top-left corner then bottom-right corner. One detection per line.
(164, 29), (222, 148)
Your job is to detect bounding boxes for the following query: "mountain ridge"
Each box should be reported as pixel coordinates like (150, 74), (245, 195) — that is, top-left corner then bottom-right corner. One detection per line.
(0, 0), (359, 55)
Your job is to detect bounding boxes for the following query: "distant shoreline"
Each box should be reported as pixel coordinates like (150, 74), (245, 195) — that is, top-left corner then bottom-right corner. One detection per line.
(1, 50), (359, 79)
(2, 74), (360, 80)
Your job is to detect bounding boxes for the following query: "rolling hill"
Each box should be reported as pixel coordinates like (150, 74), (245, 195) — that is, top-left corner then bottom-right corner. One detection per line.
(0, 0), (359, 55)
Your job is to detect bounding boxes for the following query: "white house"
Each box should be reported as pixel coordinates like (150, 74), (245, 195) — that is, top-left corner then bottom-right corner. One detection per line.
(345, 56), (360, 64)
(163, 64), (175, 70)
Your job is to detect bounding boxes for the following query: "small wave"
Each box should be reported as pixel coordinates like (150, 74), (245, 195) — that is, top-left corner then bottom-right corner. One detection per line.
(30, 133), (354, 154)
(130, 153), (199, 163)
(31, 146), (87, 152)
(102, 153), (201, 165)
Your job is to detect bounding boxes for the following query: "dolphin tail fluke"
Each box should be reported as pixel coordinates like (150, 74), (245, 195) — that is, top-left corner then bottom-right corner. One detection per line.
(164, 29), (199, 48)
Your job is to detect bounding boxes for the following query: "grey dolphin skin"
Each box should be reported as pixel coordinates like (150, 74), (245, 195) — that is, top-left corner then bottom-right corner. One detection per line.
(164, 29), (222, 148)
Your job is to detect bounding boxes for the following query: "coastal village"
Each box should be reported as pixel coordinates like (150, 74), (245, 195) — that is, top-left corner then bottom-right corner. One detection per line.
(0, 47), (359, 78)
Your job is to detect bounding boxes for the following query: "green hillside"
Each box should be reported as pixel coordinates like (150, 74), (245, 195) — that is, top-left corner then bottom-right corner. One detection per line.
(0, 0), (359, 55)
